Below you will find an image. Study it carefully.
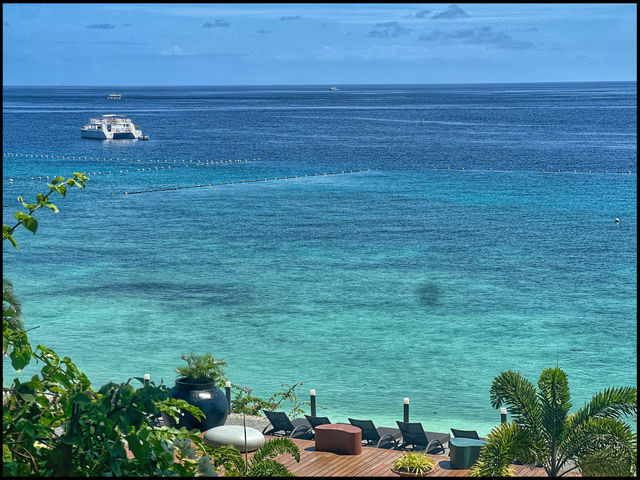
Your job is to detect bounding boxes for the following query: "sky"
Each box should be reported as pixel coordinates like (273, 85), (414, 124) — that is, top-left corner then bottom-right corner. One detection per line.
(2, 3), (637, 86)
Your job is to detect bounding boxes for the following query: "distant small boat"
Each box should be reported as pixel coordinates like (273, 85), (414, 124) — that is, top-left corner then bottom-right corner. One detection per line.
(107, 93), (123, 100)
(329, 87), (340, 91)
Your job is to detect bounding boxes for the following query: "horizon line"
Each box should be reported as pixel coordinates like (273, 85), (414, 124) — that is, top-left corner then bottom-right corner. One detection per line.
(2, 80), (637, 88)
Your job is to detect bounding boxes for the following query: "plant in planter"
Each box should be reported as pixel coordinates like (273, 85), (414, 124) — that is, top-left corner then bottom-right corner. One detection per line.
(391, 451), (438, 477)
(164, 353), (230, 431)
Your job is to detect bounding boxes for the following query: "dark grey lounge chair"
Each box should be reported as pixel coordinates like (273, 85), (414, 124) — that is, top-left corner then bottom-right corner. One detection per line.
(304, 415), (332, 436)
(348, 418), (401, 449)
(262, 411), (312, 438)
(451, 428), (485, 441)
(396, 421), (450, 454)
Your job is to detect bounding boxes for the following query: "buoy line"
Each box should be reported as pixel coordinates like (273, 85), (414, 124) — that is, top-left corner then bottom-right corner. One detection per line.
(2, 152), (263, 168)
(5, 154), (634, 177)
(421, 166), (635, 175)
(2, 157), (265, 183)
(117, 169), (371, 196)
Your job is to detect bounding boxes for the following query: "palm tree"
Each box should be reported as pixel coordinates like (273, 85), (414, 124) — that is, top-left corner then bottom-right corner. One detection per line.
(470, 367), (636, 477)
(3, 277), (23, 330)
(218, 437), (300, 477)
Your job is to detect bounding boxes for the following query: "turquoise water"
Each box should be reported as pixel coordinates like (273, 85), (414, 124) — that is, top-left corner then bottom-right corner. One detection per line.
(2, 83), (636, 436)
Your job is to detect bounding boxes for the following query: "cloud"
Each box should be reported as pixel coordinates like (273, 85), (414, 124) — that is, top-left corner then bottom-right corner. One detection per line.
(367, 21), (411, 39)
(256, 29), (271, 34)
(431, 4), (469, 20)
(160, 45), (193, 56)
(85, 23), (116, 29)
(203, 19), (230, 28)
(122, 23), (132, 27)
(280, 15), (301, 21)
(418, 26), (533, 49)
(402, 8), (431, 19)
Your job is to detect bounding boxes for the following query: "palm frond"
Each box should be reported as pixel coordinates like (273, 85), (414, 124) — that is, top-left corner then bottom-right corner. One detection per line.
(212, 444), (245, 474)
(175, 353), (227, 382)
(469, 422), (519, 477)
(489, 370), (541, 430)
(537, 367), (571, 447)
(569, 387), (637, 429)
(561, 416), (636, 477)
(247, 458), (296, 477)
(251, 437), (300, 465)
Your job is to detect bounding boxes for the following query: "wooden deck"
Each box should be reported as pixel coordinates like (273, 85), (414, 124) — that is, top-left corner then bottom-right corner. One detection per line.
(263, 436), (579, 477)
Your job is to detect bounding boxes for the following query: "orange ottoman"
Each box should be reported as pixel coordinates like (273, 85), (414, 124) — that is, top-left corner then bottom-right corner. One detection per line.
(315, 424), (362, 455)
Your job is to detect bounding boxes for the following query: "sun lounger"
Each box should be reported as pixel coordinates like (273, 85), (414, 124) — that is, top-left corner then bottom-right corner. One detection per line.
(262, 410), (312, 438)
(396, 421), (449, 454)
(348, 418), (401, 449)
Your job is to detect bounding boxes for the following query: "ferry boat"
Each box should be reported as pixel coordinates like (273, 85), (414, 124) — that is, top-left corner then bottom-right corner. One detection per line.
(107, 93), (123, 99)
(81, 114), (149, 140)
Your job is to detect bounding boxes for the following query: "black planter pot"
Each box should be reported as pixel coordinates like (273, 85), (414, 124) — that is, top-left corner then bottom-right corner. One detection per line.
(163, 378), (228, 431)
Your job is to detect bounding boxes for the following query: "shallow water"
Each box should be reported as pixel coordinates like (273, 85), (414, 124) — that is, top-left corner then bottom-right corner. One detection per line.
(3, 82), (636, 436)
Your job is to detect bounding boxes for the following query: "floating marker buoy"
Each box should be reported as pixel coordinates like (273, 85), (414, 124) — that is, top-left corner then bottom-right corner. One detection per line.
(615, 218), (620, 222)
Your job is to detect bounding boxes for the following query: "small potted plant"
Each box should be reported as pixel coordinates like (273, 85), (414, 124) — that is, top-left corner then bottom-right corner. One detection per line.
(391, 451), (438, 477)
(163, 353), (229, 431)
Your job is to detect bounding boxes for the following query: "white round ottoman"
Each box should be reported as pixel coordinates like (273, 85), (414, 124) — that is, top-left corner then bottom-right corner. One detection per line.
(203, 425), (266, 452)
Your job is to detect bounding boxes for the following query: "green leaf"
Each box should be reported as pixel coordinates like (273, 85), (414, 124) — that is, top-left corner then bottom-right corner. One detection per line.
(3, 444), (13, 463)
(17, 391), (36, 403)
(5, 234), (19, 251)
(9, 337), (32, 371)
(126, 433), (150, 459)
(22, 216), (38, 234)
(45, 203), (59, 213)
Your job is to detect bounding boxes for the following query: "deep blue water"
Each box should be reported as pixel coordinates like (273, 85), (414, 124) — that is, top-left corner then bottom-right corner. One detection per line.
(2, 83), (637, 435)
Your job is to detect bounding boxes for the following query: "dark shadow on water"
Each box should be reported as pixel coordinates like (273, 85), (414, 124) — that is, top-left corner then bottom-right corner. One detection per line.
(416, 283), (442, 308)
(47, 281), (255, 306)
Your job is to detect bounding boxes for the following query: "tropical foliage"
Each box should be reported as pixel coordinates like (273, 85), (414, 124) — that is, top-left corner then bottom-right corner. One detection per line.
(2, 343), (218, 476)
(2, 278), (23, 331)
(218, 437), (300, 476)
(175, 352), (228, 383)
(471, 367), (637, 477)
(226, 381), (312, 418)
(392, 451), (436, 475)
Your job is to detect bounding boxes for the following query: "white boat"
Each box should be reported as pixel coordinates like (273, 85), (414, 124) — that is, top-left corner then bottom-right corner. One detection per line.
(81, 114), (148, 140)
(107, 93), (123, 99)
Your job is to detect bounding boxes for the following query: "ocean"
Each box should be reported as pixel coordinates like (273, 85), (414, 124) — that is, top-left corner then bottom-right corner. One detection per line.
(2, 82), (636, 436)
